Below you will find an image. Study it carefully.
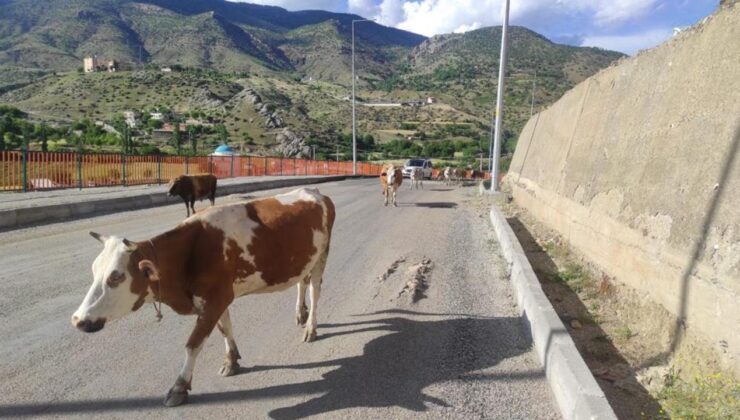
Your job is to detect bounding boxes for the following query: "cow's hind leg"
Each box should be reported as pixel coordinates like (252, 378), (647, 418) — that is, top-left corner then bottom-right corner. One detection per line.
(303, 252), (327, 342)
(190, 196), (196, 216)
(217, 308), (241, 377)
(295, 278), (309, 326)
(183, 199), (190, 217)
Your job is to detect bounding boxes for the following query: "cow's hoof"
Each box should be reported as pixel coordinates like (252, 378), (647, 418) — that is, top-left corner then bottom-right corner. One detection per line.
(393, 203), (398, 207)
(302, 328), (317, 342)
(163, 388), (189, 407)
(295, 308), (308, 326)
(219, 361), (239, 377)
(384, 202), (388, 207)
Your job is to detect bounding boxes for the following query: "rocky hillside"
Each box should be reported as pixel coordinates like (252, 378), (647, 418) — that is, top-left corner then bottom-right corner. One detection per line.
(0, 0), (423, 82)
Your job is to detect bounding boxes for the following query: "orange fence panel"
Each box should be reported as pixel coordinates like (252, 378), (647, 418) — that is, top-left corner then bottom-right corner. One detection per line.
(1, 150), (389, 192)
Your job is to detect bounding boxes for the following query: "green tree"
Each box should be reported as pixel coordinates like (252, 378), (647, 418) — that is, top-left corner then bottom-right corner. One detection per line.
(216, 124), (228, 145)
(188, 125), (197, 154)
(172, 122), (182, 154)
(39, 123), (48, 152)
(21, 122), (31, 151)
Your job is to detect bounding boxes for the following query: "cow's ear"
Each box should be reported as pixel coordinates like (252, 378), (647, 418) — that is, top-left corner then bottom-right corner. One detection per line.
(90, 231), (107, 243)
(381, 172), (387, 176)
(138, 260), (160, 282)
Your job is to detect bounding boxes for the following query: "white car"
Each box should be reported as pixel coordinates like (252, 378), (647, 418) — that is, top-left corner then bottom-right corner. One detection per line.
(402, 159), (433, 180)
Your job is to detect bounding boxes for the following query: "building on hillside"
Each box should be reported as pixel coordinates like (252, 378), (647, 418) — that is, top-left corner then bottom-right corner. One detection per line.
(123, 111), (136, 128)
(83, 56), (98, 73)
(107, 60), (118, 72)
(426, 96), (438, 104)
(149, 112), (164, 121)
(185, 118), (213, 127)
(161, 67), (172, 73)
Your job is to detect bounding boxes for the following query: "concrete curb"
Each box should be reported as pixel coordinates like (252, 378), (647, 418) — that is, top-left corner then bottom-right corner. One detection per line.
(489, 206), (617, 420)
(0, 176), (350, 231)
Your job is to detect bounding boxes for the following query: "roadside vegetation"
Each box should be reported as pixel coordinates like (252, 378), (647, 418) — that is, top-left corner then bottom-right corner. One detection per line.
(496, 200), (739, 420)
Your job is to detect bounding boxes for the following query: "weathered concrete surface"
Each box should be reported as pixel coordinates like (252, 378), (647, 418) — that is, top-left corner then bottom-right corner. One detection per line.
(0, 176), (351, 231)
(490, 205), (616, 420)
(0, 180), (557, 419)
(506, 4), (740, 374)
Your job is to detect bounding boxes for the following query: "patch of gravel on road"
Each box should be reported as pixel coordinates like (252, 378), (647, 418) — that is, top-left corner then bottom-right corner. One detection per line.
(377, 256), (406, 281)
(397, 257), (433, 302)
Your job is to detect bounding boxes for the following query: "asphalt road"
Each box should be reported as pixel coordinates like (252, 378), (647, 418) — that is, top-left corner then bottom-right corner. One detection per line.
(0, 179), (558, 419)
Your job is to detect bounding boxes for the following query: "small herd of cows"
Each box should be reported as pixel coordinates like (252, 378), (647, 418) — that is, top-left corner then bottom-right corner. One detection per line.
(71, 168), (474, 406)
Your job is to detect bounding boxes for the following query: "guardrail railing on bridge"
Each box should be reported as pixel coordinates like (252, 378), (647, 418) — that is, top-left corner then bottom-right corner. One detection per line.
(0, 151), (383, 192)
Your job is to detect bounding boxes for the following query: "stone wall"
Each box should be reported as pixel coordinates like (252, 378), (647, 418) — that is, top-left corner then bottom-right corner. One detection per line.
(506, 4), (739, 374)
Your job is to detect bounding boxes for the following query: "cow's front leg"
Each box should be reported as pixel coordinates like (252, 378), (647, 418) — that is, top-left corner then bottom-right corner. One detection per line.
(216, 308), (241, 377)
(164, 311), (220, 407)
(383, 188), (389, 206)
(392, 188), (398, 207)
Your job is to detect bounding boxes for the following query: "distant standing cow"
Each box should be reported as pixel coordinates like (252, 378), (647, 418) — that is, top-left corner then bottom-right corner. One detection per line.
(168, 174), (217, 217)
(380, 164), (403, 207)
(409, 167), (423, 190)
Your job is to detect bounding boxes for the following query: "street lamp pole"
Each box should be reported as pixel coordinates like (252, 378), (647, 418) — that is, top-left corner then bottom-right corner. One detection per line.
(352, 18), (374, 175)
(490, 0), (510, 192)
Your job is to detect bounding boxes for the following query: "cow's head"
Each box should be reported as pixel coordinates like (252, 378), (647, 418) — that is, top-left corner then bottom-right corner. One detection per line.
(167, 176), (184, 197)
(71, 232), (159, 333)
(385, 166), (397, 185)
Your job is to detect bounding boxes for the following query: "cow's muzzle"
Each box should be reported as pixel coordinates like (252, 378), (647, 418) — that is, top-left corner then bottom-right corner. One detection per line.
(72, 316), (107, 333)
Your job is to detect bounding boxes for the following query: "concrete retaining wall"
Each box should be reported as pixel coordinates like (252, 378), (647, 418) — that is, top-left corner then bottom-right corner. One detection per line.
(506, 4), (740, 374)
(490, 206), (616, 420)
(0, 176), (349, 231)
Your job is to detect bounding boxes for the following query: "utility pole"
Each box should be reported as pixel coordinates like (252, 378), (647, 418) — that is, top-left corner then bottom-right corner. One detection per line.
(352, 18), (374, 175)
(530, 70), (537, 117)
(336, 145), (340, 162)
(490, 0), (510, 192)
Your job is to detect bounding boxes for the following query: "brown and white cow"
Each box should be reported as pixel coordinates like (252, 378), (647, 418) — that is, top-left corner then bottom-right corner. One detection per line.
(71, 187), (335, 407)
(409, 167), (423, 190)
(443, 166), (454, 186)
(380, 164), (403, 207)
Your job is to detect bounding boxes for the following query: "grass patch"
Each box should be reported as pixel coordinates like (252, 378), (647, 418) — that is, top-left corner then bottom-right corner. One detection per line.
(658, 372), (740, 419)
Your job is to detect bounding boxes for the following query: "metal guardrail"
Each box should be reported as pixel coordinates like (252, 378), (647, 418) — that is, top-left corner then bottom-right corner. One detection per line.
(0, 151), (383, 192)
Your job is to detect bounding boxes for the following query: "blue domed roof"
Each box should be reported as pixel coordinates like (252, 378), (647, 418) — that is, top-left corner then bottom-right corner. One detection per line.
(214, 144), (234, 153)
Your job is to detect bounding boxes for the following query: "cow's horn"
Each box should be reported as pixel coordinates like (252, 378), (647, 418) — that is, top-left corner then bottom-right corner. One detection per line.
(122, 238), (138, 252)
(89, 231), (107, 243)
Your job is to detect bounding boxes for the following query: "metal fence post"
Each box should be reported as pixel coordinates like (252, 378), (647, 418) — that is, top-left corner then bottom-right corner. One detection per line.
(230, 155), (234, 178)
(21, 149), (28, 192)
(122, 153), (127, 186)
(156, 154), (161, 184)
(279, 158), (283, 176)
(185, 156), (189, 175)
(77, 152), (82, 190)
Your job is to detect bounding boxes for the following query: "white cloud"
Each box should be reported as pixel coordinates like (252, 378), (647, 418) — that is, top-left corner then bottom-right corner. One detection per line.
(231, 0), (343, 12)
(591, 0), (661, 26)
(348, 0), (379, 17)
(581, 27), (673, 55)
(363, 0), (665, 37)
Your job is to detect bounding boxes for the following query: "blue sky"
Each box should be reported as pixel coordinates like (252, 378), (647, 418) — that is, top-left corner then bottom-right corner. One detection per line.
(234, 0), (720, 55)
